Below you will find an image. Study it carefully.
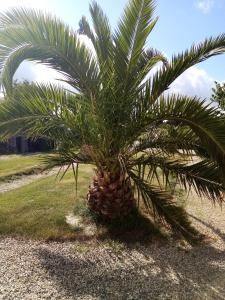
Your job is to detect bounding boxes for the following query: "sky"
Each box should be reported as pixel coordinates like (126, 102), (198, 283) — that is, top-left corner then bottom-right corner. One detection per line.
(1, 0), (225, 99)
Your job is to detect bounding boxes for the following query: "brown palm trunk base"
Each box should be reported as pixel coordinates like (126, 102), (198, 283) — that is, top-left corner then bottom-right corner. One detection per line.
(87, 172), (135, 219)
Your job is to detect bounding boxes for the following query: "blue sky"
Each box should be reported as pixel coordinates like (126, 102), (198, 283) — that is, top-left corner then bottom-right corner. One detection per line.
(1, 0), (225, 99)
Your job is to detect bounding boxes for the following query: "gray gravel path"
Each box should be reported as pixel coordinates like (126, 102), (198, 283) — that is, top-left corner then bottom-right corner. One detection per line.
(0, 192), (225, 300)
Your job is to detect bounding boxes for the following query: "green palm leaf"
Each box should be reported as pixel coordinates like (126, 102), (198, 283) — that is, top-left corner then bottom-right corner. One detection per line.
(129, 171), (202, 242)
(113, 0), (157, 90)
(132, 155), (224, 204)
(144, 95), (225, 168)
(150, 35), (225, 101)
(0, 8), (99, 95)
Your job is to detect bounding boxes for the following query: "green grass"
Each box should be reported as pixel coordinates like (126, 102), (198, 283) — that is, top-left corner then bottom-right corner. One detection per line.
(0, 162), (162, 242)
(0, 156), (184, 241)
(0, 164), (93, 239)
(0, 153), (47, 181)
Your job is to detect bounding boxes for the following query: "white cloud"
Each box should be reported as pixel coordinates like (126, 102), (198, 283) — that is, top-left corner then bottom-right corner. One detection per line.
(14, 62), (63, 84)
(14, 61), (37, 82)
(195, 0), (214, 14)
(168, 66), (214, 100)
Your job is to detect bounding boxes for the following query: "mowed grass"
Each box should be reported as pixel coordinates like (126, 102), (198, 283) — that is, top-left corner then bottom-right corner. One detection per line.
(0, 164), (93, 239)
(0, 154), (185, 241)
(0, 153), (47, 180)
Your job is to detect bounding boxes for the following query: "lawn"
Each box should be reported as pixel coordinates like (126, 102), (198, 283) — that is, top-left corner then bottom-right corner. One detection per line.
(0, 164), (93, 239)
(0, 153), (48, 181)
(0, 154), (184, 240)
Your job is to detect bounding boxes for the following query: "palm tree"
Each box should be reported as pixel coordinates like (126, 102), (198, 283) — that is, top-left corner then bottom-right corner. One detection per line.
(0, 0), (225, 242)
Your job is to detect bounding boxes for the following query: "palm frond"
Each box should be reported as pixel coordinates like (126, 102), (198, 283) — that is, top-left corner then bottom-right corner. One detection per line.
(143, 95), (225, 171)
(129, 171), (201, 242)
(136, 47), (168, 81)
(0, 83), (83, 143)
(89, 1), (113, 67)
(43, 149), (93, 169)
(150, 35), (225, 101)
(113, 0), (157, 90)
(78, 16), (96, 43)
(130, 125), (202, 156)
(131, 155), (225, 204)
(0, 7), (99, 95)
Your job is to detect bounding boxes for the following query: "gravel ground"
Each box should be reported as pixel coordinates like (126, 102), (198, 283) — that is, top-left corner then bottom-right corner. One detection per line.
(0, 191), (225, 300)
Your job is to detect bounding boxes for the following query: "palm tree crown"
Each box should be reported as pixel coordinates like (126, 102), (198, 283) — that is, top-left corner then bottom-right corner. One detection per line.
(0, 0), (225, 242)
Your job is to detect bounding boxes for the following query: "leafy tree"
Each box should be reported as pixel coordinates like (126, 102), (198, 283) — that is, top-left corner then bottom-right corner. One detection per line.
(211, 81), (225, 110)
(0, 0), (225, 242)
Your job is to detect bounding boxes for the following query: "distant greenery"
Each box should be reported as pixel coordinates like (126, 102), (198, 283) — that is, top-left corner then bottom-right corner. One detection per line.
(211, 81), (225, 111)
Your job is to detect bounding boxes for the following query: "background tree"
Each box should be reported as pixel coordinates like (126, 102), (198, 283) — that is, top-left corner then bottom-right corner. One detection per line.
(211, 81), (225, 111)
(0, 0), (225, 243)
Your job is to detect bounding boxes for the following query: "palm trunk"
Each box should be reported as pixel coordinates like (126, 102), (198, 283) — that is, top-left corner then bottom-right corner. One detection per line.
(87, 170), (135, 219)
